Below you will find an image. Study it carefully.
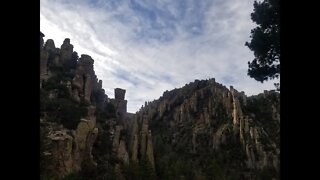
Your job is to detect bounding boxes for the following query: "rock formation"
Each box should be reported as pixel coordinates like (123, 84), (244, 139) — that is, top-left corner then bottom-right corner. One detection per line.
(146, 130), (155, 168)
(43, 105), (99, 179)
(40, 31), (45, 49)
(40, 32), (279, 180)
(40, 32), (119, 179)
(71, 54), (96, 103)
(60, 38), (73, 66)
(137, 78), (280, 179)
(108, 90), (155, 169)
(110, 88), (128, 120)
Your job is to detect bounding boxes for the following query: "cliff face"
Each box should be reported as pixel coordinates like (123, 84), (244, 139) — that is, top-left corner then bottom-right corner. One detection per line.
(138, 79), (280, 179)
(40, 32), (155, 180)
(128, 113), (155, 168)
(40, 32), (103, 179)
(42, 107), (99, 178)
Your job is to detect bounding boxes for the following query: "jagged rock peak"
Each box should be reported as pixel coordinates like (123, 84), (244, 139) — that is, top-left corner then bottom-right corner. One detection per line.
(115, 88), (126, 100)
(40, 31), (45, 48)
(62, 38), (71, 45)
(78, 54), (94, 65)
(98, 80), (103, 89)
(44, 39), (55, 51)
(61, 38), (73, 50)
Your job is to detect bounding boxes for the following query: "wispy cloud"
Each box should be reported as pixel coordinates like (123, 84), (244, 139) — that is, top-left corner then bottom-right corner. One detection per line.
(41, 0), (278, 113)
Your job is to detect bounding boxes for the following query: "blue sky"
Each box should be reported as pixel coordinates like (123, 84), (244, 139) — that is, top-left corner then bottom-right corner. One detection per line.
(41, 0), (278, 113)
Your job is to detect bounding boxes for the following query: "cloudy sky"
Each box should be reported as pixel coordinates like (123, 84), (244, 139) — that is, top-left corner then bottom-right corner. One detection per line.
(40, 0), (277, 113)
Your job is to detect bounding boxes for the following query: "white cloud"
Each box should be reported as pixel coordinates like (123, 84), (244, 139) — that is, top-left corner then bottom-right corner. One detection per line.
(41, 0), (278, 113)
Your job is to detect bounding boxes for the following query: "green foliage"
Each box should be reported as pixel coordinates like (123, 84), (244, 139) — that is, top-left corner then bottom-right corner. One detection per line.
(40, 176), (56, 180)
(246, 97), (273, 121)
(214, 102), (230, 126)
(245, 94), (280, 146)
(93, 131), (113, 156)
(40, 88), (49, 115)
(47, 59), (76, 83)
(91, 128), (119, 180)
(149, 93), (240, 179)
(46, 47), (77, 81)
(42, 76), (71, 98)
(63, 160), (118, 180)
(254, 167), (279, 180)
(43, 98), (88, 129)
(204, 159), (225, 180)
(80, 162), (99, 180)
(96, 102), (116, 123)
(60, 99), (88, 129)
(95, 161), (117, 180)
(120, 129), (129, 141)
(122, 158), (156, 180)
(139, 158), (156, 180)
(40, 124), (54, 179)
(150, 114), (246, 180)
(245, 0), (280, 83)
(42, 76), (60, 91)
(68, 51), (78, 70)
(104, 102), (116, 117)
(167, 158), (193, 180)
(149, 112), (167, 135)
(41, 73), (89, 130)
(122, 161), (141, 180)
(63, 172), (83, 180)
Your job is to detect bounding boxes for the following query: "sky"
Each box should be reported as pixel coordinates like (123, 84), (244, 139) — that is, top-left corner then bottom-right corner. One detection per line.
(40, 0), (278, 113)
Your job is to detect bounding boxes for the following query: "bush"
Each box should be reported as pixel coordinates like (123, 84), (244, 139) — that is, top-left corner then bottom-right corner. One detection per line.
(42, 76), (71, 99)
(122, 158), (156, 180)
(42, 76), (60, 91)
(96, 102), (116, 123)
(63, 172), (83, 180)
(40, 125), (53, 179)
(44, 98), (88, 130)
(255, 167), (279, 180)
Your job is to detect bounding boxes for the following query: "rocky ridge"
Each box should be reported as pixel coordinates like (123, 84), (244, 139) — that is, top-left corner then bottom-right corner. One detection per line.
(40, 32), (279, 180)
(40, 32), (155, 179)
(138, 78), (280, 179)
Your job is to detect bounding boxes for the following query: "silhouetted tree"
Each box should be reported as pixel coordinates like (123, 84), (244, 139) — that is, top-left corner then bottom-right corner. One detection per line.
(245, 0), (280, 85)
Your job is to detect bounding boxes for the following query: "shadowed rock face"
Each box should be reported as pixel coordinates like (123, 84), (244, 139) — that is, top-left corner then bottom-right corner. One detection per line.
(40, 31), (45, 49)
(108, 87), (156, 170)
(40, 33), (109, 179)
(40, 49), (49, 76)
(111, 88), (127, 120)
(44, 39), (55, 52)
(40, 32), (279, 180)
(45, 106), (99, 179)
(41, 33), (103, 105)
(71, 54), (96, 103)
(115, 88), (126, 100)
(60, 38), (74, 66)
(40, 32), (141, 179)
(136, 79), (280, 179)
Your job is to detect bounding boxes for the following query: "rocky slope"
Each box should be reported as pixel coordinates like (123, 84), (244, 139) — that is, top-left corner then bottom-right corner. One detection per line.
(138, 79), (280, 179)
(40, 32), (155, 180)
(40, 32), (279, 180)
